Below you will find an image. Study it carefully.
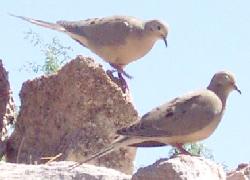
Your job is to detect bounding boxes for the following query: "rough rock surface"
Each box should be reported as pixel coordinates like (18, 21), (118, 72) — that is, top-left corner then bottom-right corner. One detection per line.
(6, 56), (138, 174)
(0, 60), (16, 141)
(132, 155), (226, 180)
(227, 163), (250, 180)
(0, 161), (131, 180)
(0, 60), (16, 159)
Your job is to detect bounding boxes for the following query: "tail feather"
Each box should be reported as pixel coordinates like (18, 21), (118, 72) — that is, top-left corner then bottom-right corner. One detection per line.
(68, 145), (116, 170)
(84, 145), (115, 163)
(69, 136), (129, 170)
(9, 13), (65, 32)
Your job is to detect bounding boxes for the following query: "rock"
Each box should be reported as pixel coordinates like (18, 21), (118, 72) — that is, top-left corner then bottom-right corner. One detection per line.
(6, 56), (138, 174)
(227, 163), (250, 180)
(132, 155), (226, 180)
(0, 161), (131, 180)
(0, 60), (16, 140)
(0, 60), (16, 157)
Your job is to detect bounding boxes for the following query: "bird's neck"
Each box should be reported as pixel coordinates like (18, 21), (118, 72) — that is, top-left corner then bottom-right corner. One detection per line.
(143, 30), (160, 43)
(207, 85), (230, 109)
(136, 32), (158, 51)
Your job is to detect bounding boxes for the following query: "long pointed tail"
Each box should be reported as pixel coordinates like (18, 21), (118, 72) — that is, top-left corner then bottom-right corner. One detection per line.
(9, 13), (65, 32)
(69, 136), (129, 170)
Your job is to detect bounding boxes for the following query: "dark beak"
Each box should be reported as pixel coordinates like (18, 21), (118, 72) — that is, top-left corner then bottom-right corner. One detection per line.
(163, 37), (167, 47)
(234, 85), (241, 94)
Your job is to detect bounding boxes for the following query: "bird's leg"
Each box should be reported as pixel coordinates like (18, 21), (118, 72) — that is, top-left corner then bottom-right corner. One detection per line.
(106, 69), (129, 93)
(106, 70), (128, 93)
(118, 72), (129, 93)
(169, 143), (192, 159)
(106, 69), (117, 74)
(109, 63), (133, 79)
(108, 63), (131, 93)
(174, 143), (191, 155)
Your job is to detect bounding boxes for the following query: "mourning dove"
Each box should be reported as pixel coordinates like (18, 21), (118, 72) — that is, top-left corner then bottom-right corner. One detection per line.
(10, 14), (169, 91)
(69, 70), (240, 169)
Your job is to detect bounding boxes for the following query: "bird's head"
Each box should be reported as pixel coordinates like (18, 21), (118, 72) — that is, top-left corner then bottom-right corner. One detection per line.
(145, 20), (169, 47)
(209, 71), (241, 95)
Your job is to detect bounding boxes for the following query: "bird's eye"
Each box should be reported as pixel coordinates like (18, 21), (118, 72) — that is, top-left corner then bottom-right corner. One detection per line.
(224, 75), (230, 81)
(157, 25), (161, 30)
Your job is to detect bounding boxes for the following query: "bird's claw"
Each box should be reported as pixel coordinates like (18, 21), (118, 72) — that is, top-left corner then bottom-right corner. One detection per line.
(106, 69), (129, 93)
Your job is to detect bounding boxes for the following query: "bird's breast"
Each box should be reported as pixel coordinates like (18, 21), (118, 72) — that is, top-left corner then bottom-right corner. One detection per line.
(88, 35), (157, 65)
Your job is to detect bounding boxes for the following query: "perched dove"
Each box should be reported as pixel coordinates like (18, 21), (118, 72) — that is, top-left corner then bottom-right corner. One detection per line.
(69, 70), (240, 169)
(10, 14), (169, 91)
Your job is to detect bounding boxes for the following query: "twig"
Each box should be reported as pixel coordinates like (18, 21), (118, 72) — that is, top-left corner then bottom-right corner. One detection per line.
(41, 153), (62, 164)
(16, 136), (25, 163)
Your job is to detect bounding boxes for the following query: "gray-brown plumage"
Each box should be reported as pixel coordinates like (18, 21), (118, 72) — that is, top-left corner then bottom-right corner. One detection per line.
(10, 14), (169, 90)
(69, 70), (240, 169)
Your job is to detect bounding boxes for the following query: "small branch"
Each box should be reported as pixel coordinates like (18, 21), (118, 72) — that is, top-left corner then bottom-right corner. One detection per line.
(16, 136), (25, 163)
(41, 153), (63, 164)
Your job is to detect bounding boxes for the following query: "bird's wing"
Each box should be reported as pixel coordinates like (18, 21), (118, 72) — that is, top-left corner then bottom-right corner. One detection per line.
(57, 16), (144, 47)
(117, 90), (222, 137)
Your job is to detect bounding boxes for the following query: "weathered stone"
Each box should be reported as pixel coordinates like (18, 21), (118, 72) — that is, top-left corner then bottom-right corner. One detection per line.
(6, 56), (138, 174)
(0, 60), (16, 141)
(0, 161), (131, 180)
(227, 163), (250, 180)
(132, 155), (226, 180)
(0, 60), (16, 158)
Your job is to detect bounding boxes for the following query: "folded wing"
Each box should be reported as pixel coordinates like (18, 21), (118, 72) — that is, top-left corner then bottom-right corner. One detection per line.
(117, 90), (222, 137)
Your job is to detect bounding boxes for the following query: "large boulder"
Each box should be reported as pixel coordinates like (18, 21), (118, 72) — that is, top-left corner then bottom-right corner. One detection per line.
(132, 155), (226, 180)
(0, 60), (16, 157)
(6, 56), (138, 174)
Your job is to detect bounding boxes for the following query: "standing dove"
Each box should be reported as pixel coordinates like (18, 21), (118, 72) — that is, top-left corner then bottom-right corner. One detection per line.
(70, 70), (240, 169)
(10, 14), (169, 91)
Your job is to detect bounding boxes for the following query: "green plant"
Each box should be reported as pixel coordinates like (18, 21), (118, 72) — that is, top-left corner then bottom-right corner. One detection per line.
(168, 143), (214, 160)
(21, 30), (73, 75)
